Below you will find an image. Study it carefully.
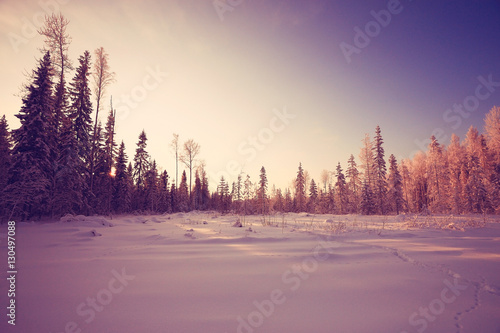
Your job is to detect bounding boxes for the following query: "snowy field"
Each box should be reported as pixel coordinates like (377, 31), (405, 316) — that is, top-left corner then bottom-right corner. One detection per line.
(1, 212), (500, 333)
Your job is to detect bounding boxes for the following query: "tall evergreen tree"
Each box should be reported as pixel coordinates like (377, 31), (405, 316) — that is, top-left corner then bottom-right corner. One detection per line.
(387, 154), (404, 215)
(158, 170), (171, 213)
(177, 170), (189, 212)
(372, 125), (387, 214)
(133, 130), (150, 189)
(113, 141), (131, 213)
(5, 52), (55, 220)
(346, 154), (361, 213)
(307, 178), (318, 213)
(360, 179), (375, 215)
(52, 115), (84, 216)
(68, 51), (93, 168)
(295, 163), (306, 212)
(427, 135), (448, 213)
(335, 163), (348, 214)
(0, 115), (13, 219)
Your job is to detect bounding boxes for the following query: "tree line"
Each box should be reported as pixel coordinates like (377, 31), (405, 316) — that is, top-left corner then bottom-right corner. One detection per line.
(1, 14), (500, 221)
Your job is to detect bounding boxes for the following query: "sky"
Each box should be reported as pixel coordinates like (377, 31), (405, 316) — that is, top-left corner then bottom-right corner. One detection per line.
(1, 0), (500, 191)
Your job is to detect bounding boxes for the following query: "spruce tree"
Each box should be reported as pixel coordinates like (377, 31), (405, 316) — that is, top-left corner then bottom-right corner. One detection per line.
(335, 163), (347, 214)
(69, 51), (93, 169)
(295, 163), (306, 212)
(5, 52), (55, 220)
(387, 154), (404, 215)
(372, 125), (387, 214)
(258, 166), (268, 215)
(307, 178), (318, 213)
(113, 141), (131, 213)
(0, 115), (12, 219)
(346, 154), (361, 213)
(52, 115), (84, 216)
(177, 171), (189, 212)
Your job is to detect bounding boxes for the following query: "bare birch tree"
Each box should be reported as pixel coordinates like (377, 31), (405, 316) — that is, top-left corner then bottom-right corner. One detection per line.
(179, 139), (200, 198)
(90, 47), (115, 193)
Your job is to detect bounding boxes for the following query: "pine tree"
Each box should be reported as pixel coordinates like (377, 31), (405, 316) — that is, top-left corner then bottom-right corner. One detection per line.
(307, 178), (318, 213)
(113, 141), (131, 213)
(5, 52), (55, 220)
(177, 170), (189, 212)
(144, 160), (159, 212)
(427, 135), (448, 213)
(284, 188), (293, 213)
(52, 115), (85, 216)
(335, 163), (347, 214)
(294, 163), (306, 212)
(387, 154), (404, 214)
(158, 170), (171, 213)
(346, 154), (361, 213)
(133, 130), (150, 189)
(258, 166), (268, 215)
(0, 116), (13, 219)
(372, 126), (388, 214)
(360, 179), (375, 215)
(217, 176), (231, 213)
(69, 51), (93, 169)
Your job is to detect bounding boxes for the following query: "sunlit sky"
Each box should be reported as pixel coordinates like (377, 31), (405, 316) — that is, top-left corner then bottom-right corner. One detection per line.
(1, 0), (500, 191)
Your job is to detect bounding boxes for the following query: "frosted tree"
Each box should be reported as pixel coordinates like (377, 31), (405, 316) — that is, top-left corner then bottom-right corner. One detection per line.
(5, 52), (55, 220)
(372, 126), (388, 214)
(307, 178), (318, 213)
(463, 126), (492, 213)
(0, 116), (12, 218)
(217, 176), (231, 213)
(411, 151), (429, 213)
(177, 171), (189, 212)
(273, 188), (284, 212)
(294, 163), (306, 212)
(360, 179), (375, 215)
(68, 51), (93, 172)
(426, 135), (448, 213)
(346, 155), (360, 213)
(446, 134), (465, 214)
(484, 106), (500, 210)
(284, 188), (293, 213)
(387, 154), (404, 214)
(359, 133), (375, 205)
(258, 166), (268, 215)
(335, 163), (347, 214)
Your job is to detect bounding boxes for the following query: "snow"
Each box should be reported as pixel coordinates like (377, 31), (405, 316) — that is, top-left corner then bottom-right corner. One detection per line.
(1, 212), (499, 332)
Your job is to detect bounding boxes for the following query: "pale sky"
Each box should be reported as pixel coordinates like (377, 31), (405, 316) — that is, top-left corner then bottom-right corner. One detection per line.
(1, 0), (500, 191)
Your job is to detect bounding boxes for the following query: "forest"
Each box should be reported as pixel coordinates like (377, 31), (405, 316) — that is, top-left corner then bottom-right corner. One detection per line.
(1, 13), (500, 222)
